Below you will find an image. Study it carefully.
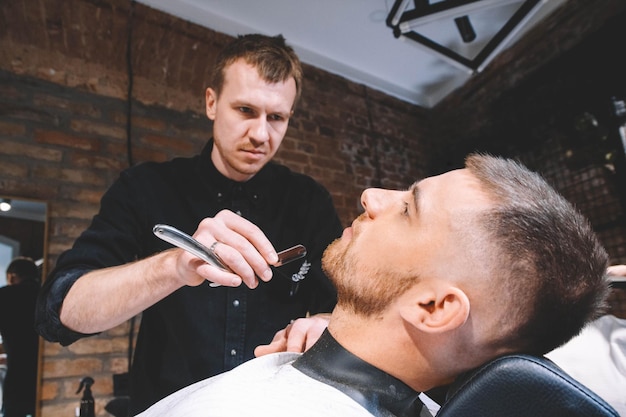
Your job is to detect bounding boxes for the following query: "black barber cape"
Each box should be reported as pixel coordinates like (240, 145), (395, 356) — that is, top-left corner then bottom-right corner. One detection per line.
(294, 330), (432, 417)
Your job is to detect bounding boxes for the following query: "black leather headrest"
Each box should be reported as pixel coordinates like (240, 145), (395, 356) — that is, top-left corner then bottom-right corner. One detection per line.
(436, 354), (619, 417)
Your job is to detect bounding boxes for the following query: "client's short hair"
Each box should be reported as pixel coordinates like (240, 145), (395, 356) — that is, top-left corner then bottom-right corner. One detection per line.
(466, 153), (609, 355)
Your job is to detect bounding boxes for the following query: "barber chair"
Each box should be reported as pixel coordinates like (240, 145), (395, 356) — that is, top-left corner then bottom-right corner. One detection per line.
(435, 354), (619, 417)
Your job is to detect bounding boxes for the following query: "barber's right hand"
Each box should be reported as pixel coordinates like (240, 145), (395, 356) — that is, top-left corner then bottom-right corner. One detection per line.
(173, 210), (279, 289)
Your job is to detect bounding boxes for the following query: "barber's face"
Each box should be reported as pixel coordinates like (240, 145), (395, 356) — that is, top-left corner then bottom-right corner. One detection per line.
(206, 59), (296, 182)
(322, 169), (494, 314)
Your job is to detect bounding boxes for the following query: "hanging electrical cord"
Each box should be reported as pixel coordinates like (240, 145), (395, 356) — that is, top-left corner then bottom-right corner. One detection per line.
(104, 5), (138, 415)
(126, 0), (136, 373)
(126, 0), (136, 167)
(125, 0), (137, 388)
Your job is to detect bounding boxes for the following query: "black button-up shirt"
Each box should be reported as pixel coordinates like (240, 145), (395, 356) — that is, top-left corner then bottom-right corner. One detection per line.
(35, 140), (343, 414)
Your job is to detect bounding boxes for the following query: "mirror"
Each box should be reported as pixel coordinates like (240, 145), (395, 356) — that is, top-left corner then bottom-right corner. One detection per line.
(0, 196), (47, 417)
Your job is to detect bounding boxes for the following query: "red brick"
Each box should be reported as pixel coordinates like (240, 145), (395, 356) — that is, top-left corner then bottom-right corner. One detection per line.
(0, 159), (29, 178)
(32, 165), (108, 187)
(33, 95), (102, 119)
(0, 120), (27, 135)
(0, 140), (63, 161)
(43, 358), (103, 378)
(70, 119), (126, 141)
(40, 379), (60, 401)
(67, 150), (125, 171)
(35, 130), (101, 151)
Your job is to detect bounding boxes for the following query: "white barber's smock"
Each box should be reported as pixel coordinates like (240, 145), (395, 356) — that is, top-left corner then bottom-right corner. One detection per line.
(136, 352), (374, 416)
(137, 330), (432, 417)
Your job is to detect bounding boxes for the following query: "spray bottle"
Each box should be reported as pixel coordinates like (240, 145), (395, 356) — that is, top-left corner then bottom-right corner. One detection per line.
(76, 376), (95, 417)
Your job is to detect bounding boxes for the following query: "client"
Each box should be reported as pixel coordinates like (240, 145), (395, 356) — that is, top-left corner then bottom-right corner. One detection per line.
(138, 153), (610, 417)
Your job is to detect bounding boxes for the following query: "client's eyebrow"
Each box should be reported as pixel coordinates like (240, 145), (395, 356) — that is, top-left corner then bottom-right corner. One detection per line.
(409, 182), (421, 215)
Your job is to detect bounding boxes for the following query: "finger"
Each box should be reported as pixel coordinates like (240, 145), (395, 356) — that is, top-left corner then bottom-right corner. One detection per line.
(304, 331), (319, 351)
(190, 229), (260, 288)
(254, 338), (288, 357)
(174, 249), (242, 288)
(196, 262), (242, 287)
(211, 211), (278, 264)
(254, 327), (289, 357)
(284, 321), (308, 353)
(287, 314), (331, 352)
(205, 241), (260, 288)
(196, 212), (277, 285)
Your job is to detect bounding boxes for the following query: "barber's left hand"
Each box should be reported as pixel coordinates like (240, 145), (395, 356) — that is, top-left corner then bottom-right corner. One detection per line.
(254, 313), (331, 357)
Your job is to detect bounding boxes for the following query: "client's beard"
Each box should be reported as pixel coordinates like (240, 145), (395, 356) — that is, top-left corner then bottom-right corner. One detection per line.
(322, 238), (415, 317)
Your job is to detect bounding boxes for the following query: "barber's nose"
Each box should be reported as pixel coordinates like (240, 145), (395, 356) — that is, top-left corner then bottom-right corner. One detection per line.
(361, 188), (395, 218)
(250, 117), (270, 143)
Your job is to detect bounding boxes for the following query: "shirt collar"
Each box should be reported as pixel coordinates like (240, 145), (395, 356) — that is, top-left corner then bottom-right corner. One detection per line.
(293, 329), (427, 417)
(196, 139), (270, 210)
(197, 139), (236, 192)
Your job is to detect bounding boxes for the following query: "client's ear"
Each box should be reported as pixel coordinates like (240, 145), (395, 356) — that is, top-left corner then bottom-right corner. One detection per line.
(400, 285), (470, 333)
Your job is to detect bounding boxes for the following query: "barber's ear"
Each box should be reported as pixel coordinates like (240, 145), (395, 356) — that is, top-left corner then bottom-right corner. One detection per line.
(401, 286), (470, 333)
(206, 88), (217, 120)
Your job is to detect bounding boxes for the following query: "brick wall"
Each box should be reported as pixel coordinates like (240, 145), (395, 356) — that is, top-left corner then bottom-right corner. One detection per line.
(1, 0), (625, 415)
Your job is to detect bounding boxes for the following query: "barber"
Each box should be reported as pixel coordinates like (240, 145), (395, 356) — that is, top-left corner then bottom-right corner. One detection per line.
(35, 33), (342, 415)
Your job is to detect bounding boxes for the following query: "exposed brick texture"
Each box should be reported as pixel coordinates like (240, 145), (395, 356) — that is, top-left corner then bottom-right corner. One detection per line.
(1, 0), (625, 415)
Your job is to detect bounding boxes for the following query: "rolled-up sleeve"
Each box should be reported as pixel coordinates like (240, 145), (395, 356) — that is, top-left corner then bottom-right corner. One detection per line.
(35, 267), (99, 345)
(34, 165), (152, 346)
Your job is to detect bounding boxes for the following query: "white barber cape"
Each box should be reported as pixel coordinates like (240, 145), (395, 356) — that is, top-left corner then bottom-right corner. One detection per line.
(136, 352), (376, 417)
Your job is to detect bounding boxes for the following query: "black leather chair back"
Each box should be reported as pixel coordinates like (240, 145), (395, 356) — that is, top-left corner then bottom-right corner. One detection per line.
(436, 354), (619, 417)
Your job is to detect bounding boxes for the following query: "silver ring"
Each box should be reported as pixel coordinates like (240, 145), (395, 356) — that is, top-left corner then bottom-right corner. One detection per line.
(209, 241), (219, 254)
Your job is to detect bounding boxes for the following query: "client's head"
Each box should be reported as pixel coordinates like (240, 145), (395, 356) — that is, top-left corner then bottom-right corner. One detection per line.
(322, 153), (608, 374)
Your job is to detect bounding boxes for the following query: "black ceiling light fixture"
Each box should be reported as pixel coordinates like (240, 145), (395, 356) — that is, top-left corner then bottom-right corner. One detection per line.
(454, 15), (476, 43)
(386, 0), (544, 73)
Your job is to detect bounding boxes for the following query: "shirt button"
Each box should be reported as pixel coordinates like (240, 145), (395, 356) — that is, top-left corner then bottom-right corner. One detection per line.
(230, 349), (237, 356)
(232, 299), (240, 307)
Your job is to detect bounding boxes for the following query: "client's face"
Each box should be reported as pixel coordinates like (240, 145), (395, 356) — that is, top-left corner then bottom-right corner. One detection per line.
(322, 169), (494, 316)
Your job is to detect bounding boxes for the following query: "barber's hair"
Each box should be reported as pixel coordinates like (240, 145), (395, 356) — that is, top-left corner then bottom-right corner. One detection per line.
(465, 153), (609, 355)
(7, 256), (40, 283)
(209, 34), (303, 108)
